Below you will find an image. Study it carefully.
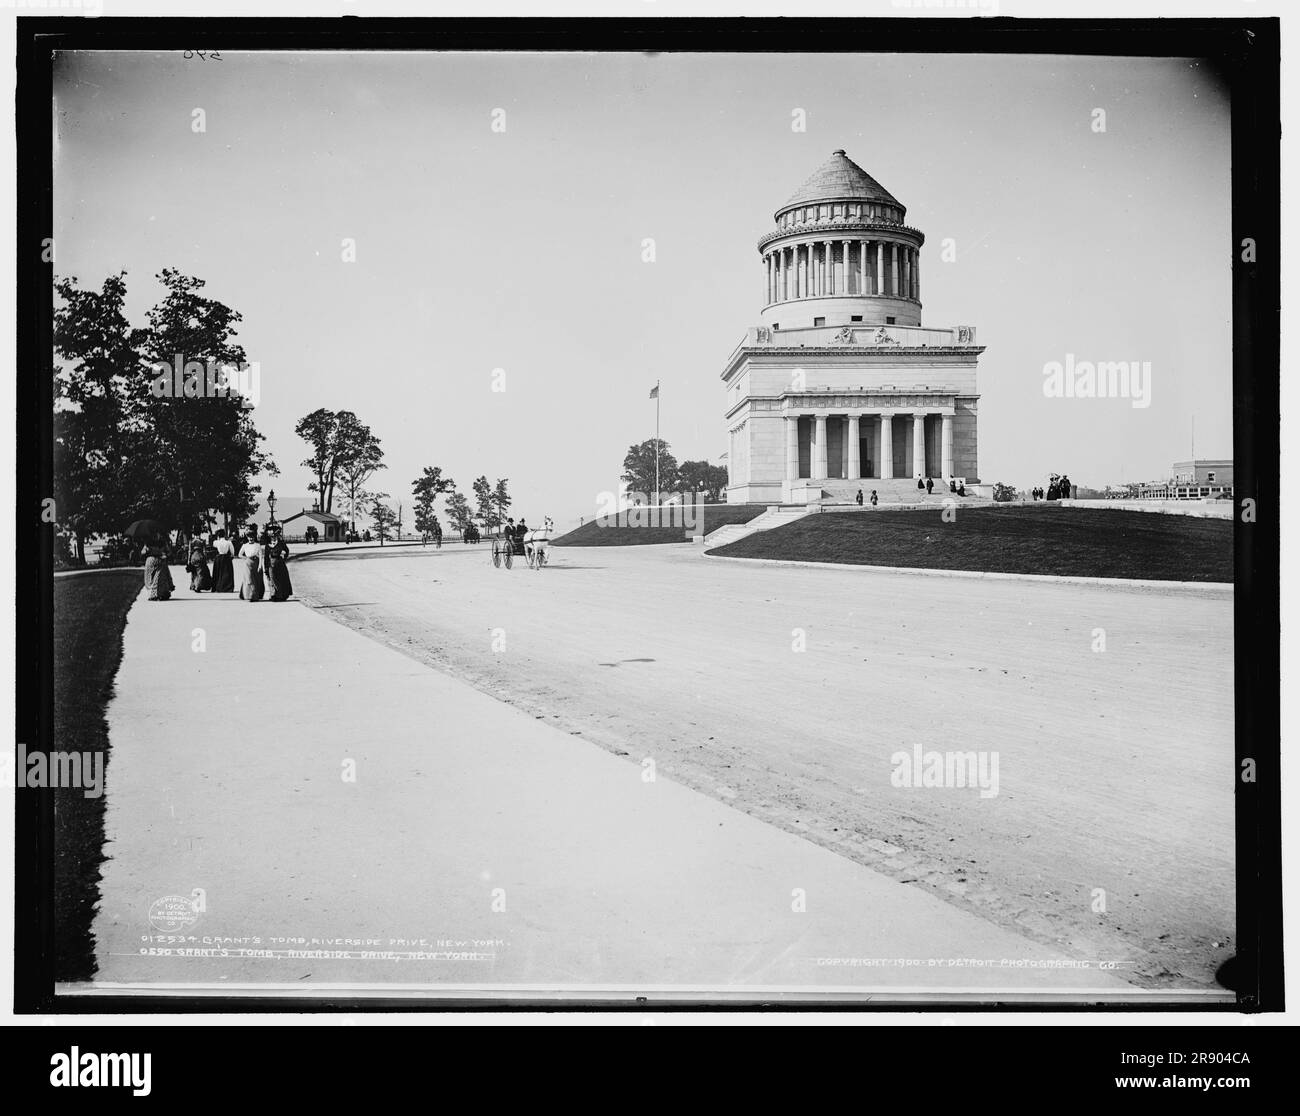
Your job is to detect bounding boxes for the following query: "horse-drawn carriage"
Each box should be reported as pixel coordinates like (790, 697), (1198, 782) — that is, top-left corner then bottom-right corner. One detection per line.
(490, 518), (553, 570)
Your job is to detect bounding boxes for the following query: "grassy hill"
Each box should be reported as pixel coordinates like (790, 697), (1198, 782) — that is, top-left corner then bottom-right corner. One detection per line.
(706, 504), (1233, 582)
(552, 503), (767, 547)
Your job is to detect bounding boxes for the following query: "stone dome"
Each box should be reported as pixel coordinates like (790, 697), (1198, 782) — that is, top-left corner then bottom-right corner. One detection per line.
(779, 149), (902, 217)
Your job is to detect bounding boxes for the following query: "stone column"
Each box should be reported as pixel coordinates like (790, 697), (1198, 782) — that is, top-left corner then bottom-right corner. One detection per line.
(860, 240), (867, 295)
(786, 415), (800, 482)
(847, 414), (861, 479)
(912, 248), (919, 300)
(941, 412), (953, 478)
(903, 249), (911, 300)
(879, 413), (894, 479)
(875, 242), (884, 296)
(813, 415), (828, 480)
(776, 250), (784, 301)
(842, 239), (850, 294)
(893, 245), (901, 300)
(912, 413), (926, 478)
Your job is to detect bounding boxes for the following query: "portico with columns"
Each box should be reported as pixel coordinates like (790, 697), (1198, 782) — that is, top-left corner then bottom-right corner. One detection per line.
(722, 149), (985, 505)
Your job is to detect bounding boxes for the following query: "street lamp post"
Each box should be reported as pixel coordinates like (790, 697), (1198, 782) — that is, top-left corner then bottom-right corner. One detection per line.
(267, 488), (277, 527)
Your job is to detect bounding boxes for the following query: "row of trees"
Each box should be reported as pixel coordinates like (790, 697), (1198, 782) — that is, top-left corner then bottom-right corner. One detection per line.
(54, 269), (277, 562)
(620, 439), (727, 503)
(323, 465), (516, 545)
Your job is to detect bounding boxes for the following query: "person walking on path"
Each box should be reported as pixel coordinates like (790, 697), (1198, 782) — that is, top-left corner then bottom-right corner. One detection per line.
(210, 529), (235, 592)
(855, 489), (863, 506)
(265, 526), (294, 601)
(237, 525), (265, 602)
(870, 490), (879, 507)
(186, 535), (212, 592)
(142, 538), (174, 601)
(925, 476), (934, 495)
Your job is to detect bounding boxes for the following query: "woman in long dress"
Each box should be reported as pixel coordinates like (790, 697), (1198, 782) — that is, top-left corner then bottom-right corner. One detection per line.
(143, 540), (174, 601)
(237, 526), (265, 602)
(187, 536), (212, 592)
(265, 526), (294, 601)
(210, 528), (235, 592)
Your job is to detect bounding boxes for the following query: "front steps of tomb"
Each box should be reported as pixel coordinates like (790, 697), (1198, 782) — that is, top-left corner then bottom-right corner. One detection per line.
(808, 478), (989, 506)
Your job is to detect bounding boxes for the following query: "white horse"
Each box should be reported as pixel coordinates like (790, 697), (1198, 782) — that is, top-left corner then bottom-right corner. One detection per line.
(523, 516), (553, 569)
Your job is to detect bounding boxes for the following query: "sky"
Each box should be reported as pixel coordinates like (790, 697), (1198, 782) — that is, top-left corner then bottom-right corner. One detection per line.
(52, 50), (1232, 523)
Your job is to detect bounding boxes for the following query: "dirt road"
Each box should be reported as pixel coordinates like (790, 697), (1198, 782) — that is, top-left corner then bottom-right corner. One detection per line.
(293, 541), (1235, 988)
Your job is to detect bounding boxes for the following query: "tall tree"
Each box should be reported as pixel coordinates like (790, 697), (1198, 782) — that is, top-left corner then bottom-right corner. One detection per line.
(444, 490), (473, 541)
(139, 270), (277, 539)
(412, 466), (455, 537)
(55, 269), (276, 552)
(677, 460), (729, 503)
(53, 272), (142, 561)
(334, 414), (385, 530)
(621, 438), (678, 502)
(367, 493), (396, 544)
(471, 475), (497, 534)
(491, 478), (512, 528)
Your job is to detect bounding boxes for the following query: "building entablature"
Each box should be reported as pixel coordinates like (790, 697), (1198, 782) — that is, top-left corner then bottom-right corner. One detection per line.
(724, 389), (980, 422)
(757, 221), (926, 253)
(721, 343), (986, 381)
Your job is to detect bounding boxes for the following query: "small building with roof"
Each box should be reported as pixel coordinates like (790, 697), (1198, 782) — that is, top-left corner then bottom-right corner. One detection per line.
(279, 506), (345, 542)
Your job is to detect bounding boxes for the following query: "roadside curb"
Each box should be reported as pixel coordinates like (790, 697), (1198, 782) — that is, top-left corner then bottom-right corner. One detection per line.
(700, 552), (1233, 593)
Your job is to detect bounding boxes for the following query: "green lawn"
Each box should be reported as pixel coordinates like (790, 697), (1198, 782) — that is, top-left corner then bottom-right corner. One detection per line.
(53, 569), (145, 980)
(706, 504), (1233, 582)
(552, 503), (767, 546)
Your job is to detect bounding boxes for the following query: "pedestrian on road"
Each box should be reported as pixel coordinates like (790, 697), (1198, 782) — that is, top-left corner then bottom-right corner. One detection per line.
(210, 529), (235, 592)
(870, 490), (879, 506)
(238, 525), (265, 602)
(266, 526), (294, 602)
(142, 539), (173, 602)
(925, 476), (934, 495)
(855, 488), (863, 506)
(917, 477), (925, 490)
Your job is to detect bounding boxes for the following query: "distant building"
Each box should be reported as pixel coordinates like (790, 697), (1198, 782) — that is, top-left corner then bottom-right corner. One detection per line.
(1135, 458), (1233, 500)
(279, 507), (344, 541)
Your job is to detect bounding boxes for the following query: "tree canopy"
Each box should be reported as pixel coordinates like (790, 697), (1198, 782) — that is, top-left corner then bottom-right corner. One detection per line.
(621, 438), (678, 502)
(53, 269), (276, 558)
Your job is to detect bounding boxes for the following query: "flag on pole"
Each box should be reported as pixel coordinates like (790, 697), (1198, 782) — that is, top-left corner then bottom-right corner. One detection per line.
(648, 384), (659, 399)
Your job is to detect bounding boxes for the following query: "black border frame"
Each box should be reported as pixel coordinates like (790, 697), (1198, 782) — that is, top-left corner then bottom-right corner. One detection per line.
(15, 14), (1282, 1014)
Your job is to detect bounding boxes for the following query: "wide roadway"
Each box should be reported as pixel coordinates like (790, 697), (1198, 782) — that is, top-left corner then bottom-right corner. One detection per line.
(290, 541), (1235, 990)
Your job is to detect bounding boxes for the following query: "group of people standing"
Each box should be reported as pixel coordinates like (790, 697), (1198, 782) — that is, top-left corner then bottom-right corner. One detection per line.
(143, 524), (293, 603)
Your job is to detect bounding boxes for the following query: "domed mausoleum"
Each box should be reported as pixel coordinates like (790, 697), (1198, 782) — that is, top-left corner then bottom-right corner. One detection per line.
(721, 149), (985, 504)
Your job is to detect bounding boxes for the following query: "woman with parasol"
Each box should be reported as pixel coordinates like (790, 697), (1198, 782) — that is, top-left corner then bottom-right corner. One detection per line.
(125, 519), (174, 602)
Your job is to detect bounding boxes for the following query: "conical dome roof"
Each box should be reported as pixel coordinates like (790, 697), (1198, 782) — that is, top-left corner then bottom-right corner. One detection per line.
(781, 149), (901, 213)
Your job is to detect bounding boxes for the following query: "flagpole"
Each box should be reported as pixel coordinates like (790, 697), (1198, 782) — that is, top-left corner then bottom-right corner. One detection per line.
(654, 379), (660, 504)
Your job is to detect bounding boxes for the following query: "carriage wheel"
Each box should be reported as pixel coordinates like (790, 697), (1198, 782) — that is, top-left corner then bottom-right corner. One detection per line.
(503, 544), (513, 569)
(491, 541), (501, 568)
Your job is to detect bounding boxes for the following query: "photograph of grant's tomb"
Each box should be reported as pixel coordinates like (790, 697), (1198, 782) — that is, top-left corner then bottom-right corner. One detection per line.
(723, 148), (982, 505)
(44, 49), (1237, 1004)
